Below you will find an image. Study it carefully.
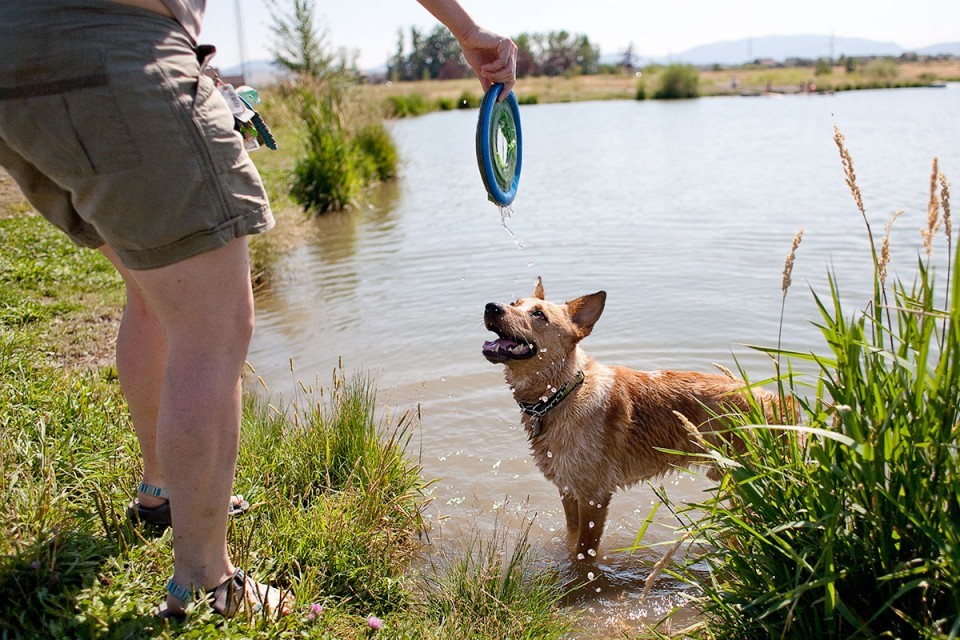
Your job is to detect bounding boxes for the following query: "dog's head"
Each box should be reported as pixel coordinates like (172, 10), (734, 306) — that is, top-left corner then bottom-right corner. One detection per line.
(482, 277), (606, 369)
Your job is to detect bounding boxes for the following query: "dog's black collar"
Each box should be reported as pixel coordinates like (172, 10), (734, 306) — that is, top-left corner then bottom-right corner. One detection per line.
(517, 370), (585, 437)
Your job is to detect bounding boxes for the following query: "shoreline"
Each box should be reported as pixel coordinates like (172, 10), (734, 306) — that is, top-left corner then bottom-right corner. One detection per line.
(362, 59), (960, 108)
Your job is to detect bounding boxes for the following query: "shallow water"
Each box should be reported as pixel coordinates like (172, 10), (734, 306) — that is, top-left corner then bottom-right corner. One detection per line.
(247, 84), (960, 636)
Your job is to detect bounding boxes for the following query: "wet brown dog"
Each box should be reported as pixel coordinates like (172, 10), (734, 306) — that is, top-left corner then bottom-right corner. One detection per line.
(482, 278), (782, 559)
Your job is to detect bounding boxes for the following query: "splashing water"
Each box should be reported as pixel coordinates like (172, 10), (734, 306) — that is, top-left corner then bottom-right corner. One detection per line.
(497, 205), (524, 249)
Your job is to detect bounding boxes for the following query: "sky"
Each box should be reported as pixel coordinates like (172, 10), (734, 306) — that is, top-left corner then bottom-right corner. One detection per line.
(199, 0), (960, 71)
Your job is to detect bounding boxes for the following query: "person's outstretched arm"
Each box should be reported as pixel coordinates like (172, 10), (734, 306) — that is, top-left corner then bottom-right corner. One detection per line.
(416, 0), (517, 96)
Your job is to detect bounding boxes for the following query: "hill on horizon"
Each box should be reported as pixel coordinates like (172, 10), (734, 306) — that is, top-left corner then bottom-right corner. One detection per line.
(664, 34), (960, 66)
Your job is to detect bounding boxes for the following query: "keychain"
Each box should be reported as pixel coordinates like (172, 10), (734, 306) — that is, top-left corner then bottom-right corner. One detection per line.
(196, 45), (277, 152)
(216, 81), (277, 152)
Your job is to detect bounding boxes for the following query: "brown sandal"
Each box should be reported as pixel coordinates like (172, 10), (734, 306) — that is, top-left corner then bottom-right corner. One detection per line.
(158, 569), (293, 620)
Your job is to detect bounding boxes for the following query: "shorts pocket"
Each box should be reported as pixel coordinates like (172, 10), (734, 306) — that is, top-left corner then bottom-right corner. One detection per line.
(0, 48), (142, 178)
(62, 79), (143, 175)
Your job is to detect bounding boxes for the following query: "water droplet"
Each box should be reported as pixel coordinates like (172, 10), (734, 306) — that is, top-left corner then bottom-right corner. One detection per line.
(547, 451), (553, 458)
(587, 571), (595, 580)
(595, 587), (602, 593)
(587, 548), (597, 557)
(577, 553), (585, 560)
(588, 521), (595, 528)
(589, 500), (595, 506)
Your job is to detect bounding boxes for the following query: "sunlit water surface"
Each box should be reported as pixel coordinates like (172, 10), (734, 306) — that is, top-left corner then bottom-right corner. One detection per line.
(248, 85), (960, 636)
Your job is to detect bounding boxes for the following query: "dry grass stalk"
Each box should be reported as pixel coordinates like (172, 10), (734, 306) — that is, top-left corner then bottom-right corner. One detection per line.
(834, 126), (866, 220)
(712, 362), (735, 379)
(639, 533), (689, 604)
(781, 228), (804, 294)
(941, 171), (952, 241)
(674, 410), (709, 450)
(922, 158), (941, 257)
(879, 210), (904, 289)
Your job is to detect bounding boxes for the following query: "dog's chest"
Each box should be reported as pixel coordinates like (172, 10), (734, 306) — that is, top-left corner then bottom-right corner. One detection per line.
(525, 373), (615, 496)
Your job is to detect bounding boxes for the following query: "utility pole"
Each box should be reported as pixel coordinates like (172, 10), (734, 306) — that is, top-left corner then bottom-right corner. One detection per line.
(235, 0), (248, 82)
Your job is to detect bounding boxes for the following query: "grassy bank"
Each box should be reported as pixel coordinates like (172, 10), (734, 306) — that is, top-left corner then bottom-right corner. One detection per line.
(0, 195), (574, 637)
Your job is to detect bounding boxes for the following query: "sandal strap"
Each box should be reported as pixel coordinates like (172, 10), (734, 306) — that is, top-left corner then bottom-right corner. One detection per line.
(138, 482), (170, 500)
(138, 482), (246, 512)
(166, 577), (198, 604)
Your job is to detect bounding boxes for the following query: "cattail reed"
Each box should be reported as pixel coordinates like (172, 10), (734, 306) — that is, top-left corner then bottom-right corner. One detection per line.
(922, 158), (941, 257)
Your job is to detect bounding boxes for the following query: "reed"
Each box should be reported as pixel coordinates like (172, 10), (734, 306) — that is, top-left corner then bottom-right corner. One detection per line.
(657, 136), (960, 638)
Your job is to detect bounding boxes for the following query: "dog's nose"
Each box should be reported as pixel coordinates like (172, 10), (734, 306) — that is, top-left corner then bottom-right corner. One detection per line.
(485, 302), (504, 317)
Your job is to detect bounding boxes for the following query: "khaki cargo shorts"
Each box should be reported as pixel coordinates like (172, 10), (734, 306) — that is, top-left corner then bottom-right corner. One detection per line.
(0, 0), (274, 270)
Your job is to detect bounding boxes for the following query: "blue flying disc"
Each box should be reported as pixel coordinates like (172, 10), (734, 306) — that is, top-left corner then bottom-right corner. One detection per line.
(476, 83), (522, 206)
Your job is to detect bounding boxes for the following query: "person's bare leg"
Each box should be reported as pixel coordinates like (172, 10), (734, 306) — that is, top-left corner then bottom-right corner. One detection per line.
(111, 238), (287, 614)
(100, 247), (168, 508)
(101, 246), (246, 514)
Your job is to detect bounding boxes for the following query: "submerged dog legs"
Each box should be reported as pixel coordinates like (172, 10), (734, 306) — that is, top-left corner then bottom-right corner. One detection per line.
(562, 491), (612, 560)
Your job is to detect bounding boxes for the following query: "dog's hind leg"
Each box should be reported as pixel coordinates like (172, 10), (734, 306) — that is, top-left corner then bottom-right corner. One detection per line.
(574, 492), (612, 560)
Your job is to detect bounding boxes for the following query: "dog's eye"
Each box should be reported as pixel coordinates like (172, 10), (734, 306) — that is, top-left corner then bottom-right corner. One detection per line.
(531, 309), (546, 321)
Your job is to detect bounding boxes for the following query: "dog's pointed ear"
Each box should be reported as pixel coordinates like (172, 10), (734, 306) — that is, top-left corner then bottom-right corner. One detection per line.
(532, 277), (545, 300)
(566, 291), (606, 339)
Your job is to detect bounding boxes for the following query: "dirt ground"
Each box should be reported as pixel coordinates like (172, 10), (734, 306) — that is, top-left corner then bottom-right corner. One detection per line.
(0, 166), (26, 216)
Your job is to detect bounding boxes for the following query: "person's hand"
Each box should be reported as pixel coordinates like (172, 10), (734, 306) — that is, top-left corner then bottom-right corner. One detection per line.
(457, 26), (517, 98)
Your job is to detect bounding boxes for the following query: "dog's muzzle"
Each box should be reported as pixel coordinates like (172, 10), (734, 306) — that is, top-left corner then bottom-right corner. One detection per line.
(482, 302), (537, 363)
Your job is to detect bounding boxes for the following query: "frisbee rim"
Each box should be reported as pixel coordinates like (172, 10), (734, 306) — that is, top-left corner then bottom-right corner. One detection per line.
(476, 83), (522, 206)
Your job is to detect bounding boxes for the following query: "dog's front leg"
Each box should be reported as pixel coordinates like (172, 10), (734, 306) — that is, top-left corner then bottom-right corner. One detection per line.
(575, 492), (612, 560)
(560, 492), (581, 552)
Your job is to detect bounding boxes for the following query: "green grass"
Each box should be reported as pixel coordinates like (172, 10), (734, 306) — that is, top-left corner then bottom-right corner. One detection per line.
(649, 139), (959, 638)
(0, 206), (573, 638)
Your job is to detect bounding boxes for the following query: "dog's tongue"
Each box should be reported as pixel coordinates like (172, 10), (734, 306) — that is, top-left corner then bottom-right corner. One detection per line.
(483, 338), (518, 351)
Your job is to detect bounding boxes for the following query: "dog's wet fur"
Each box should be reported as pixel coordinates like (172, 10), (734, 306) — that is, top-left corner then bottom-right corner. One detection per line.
(483, 278), (785, 559)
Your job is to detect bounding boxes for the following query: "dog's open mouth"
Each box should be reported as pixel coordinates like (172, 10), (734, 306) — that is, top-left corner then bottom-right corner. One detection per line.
(482, 332), (537, 363)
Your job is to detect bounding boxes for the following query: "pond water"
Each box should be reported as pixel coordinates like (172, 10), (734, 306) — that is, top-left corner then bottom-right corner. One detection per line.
(247, 84), (960, 636)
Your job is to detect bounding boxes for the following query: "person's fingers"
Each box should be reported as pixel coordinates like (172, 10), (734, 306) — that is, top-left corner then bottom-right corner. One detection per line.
(479, 39), (516, 99)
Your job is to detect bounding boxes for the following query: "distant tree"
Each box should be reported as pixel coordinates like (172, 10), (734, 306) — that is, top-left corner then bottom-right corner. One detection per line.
(422, 25), (470, 80)
(388, 29), (405, 82)
(815, 57), (833, 76)
(539, 31), (599, 76)
(514, 33), (539, 77)
(620, 42), (638, 71)
(387, 25), (469, 81)
(266, 0), (333, 79)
